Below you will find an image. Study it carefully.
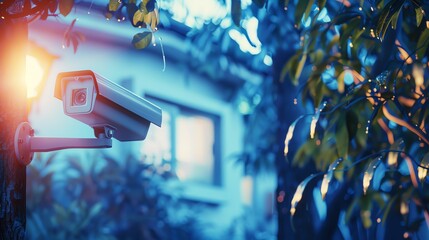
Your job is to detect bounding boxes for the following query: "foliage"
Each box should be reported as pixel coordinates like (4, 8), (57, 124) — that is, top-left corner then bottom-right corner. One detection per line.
(241, 0), (429, 238)
(0, 0), (159, 50)
(26, 152), (209, 240)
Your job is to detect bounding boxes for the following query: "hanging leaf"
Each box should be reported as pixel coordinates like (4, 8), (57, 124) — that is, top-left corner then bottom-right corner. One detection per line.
(62, 19), (85, 53)
(133, 10), (145, 25)
(292, 140), (318, 167)
(304, 0), (315, 23)
(400, 201), (409, 216)
(109, 0), (121, 12)
(310, 101), (327, 139)
(294, 0), (314, 27)
(145, 0), (156, 12)
(382, 195), (398, 224)
(49, 0), (58, 13)
(337, 70), (346, 93)
(363, 157), (382, 195)
(293, 54), (307, 85)
(291, 174), (318, 216)
(376, 0), (405, 40)
(334, 12), (362, 25)
(231, 0), (242, 27)
(335, 114), (349, 158)
(318, 0), (326, 9)
(132, 31), (153, 49)
(309, 49), (324, 65)
(387, 139), (404, 167)
(418, 152), (429, 181)
(417, 29), (429, 60)
(365, 104), (382, 135)
(150, 8), (159, 31)
(361, 207), (372, 228)
(59, 0), (74, 16)
(284, 116), (305, 157)
(320, 158), (343, 200)
(280, 51), (298, 82)
(416, 7), (424, 27)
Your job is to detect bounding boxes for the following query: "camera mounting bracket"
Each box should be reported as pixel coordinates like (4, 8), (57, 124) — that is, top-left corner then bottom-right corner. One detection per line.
(14, 122), (113, 166)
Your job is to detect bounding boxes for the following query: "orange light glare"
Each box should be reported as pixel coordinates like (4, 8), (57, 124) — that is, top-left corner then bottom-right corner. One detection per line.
(26, 55), (44, 98)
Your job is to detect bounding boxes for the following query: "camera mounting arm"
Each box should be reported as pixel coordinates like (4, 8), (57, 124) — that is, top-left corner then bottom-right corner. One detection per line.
(14, 122), (113, 166)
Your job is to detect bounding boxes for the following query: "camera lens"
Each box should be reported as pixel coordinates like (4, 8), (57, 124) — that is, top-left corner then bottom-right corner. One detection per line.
(72, 88), (87, 106)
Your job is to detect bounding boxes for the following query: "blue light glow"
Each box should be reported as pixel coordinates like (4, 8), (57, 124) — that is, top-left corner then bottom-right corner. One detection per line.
(228, 29), (261, 55)
(263, 54), (273, 66)
(344, 71), (354, 85)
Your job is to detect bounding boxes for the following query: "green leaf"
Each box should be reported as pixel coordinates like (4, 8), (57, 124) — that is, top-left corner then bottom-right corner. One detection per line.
(327, 35), (339, 52)
(417, 29), (429, 60)
(291, 174), (318, 216)
(335, 114), (349, 158)
(318, 0), (326, 9)
(382, 195), (397, 224)
(294, 54), (307, 85)
(363, 157), (382, 195)
(376, 0), (405, 40)
(320, 158), (344, 199)
(310, 49), (324, 65)
(418, 152), (429, 181)
(292, 139), (317, 167)
(304, 0), (315, 20)
(231, 0), (242, 26)
(345, 198), (358, 223)
(88, 203), (103, 219)
(345, 110), (358, 143)
(284, 116), (305, 157)
(391, 11), (400, 29)
(133, 10), (145, 25)
(294, 0), (309, 28)
(337, 70), (346, 93)
(387, 138), (404, 167)
(109, 0), (121, 12)
(59, 0), (74, 16)
(416, 7), (424, 27)
(334, 12), (362, 25)
(132, 32), (153, 49)
(360, 195), (373, 228)
(313, 78), (325, 108)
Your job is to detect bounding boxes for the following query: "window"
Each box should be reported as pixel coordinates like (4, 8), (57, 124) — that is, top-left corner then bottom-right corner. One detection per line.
(140, 96), (221, 186)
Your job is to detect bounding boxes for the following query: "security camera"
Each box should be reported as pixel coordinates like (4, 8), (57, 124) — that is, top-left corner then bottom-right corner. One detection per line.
(54, 70), (162, 141)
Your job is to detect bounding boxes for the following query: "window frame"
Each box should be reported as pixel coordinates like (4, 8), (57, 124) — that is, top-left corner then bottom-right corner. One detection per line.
(143, 95), (222, 187)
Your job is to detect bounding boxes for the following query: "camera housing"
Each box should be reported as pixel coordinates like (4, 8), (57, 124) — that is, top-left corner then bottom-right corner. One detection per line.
(55, 70), (162, 141)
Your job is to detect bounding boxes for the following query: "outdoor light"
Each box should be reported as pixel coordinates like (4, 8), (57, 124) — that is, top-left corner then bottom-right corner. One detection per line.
(26, 55), (44, 98)
(25, 41), (55, 99)
(15, 70), (162, 166)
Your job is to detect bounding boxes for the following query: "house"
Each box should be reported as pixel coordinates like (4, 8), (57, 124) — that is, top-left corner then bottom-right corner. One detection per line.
(26, 1), (276, 239)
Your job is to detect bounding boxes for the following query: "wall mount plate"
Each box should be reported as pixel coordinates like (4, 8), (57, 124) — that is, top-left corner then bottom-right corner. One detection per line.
(14, 122), (34, 166)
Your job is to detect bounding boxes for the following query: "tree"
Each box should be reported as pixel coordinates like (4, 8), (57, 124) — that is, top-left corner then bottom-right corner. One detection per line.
(240, 0), (429, 238)
(0, 6), (28, 239)
(0, 0), (159, 238)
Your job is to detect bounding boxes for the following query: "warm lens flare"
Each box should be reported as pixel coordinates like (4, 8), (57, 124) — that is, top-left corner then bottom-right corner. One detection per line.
(26, 55), (44, 98)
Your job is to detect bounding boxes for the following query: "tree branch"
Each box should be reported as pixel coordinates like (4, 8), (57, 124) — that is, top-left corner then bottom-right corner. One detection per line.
(1, 0), (55, 19)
